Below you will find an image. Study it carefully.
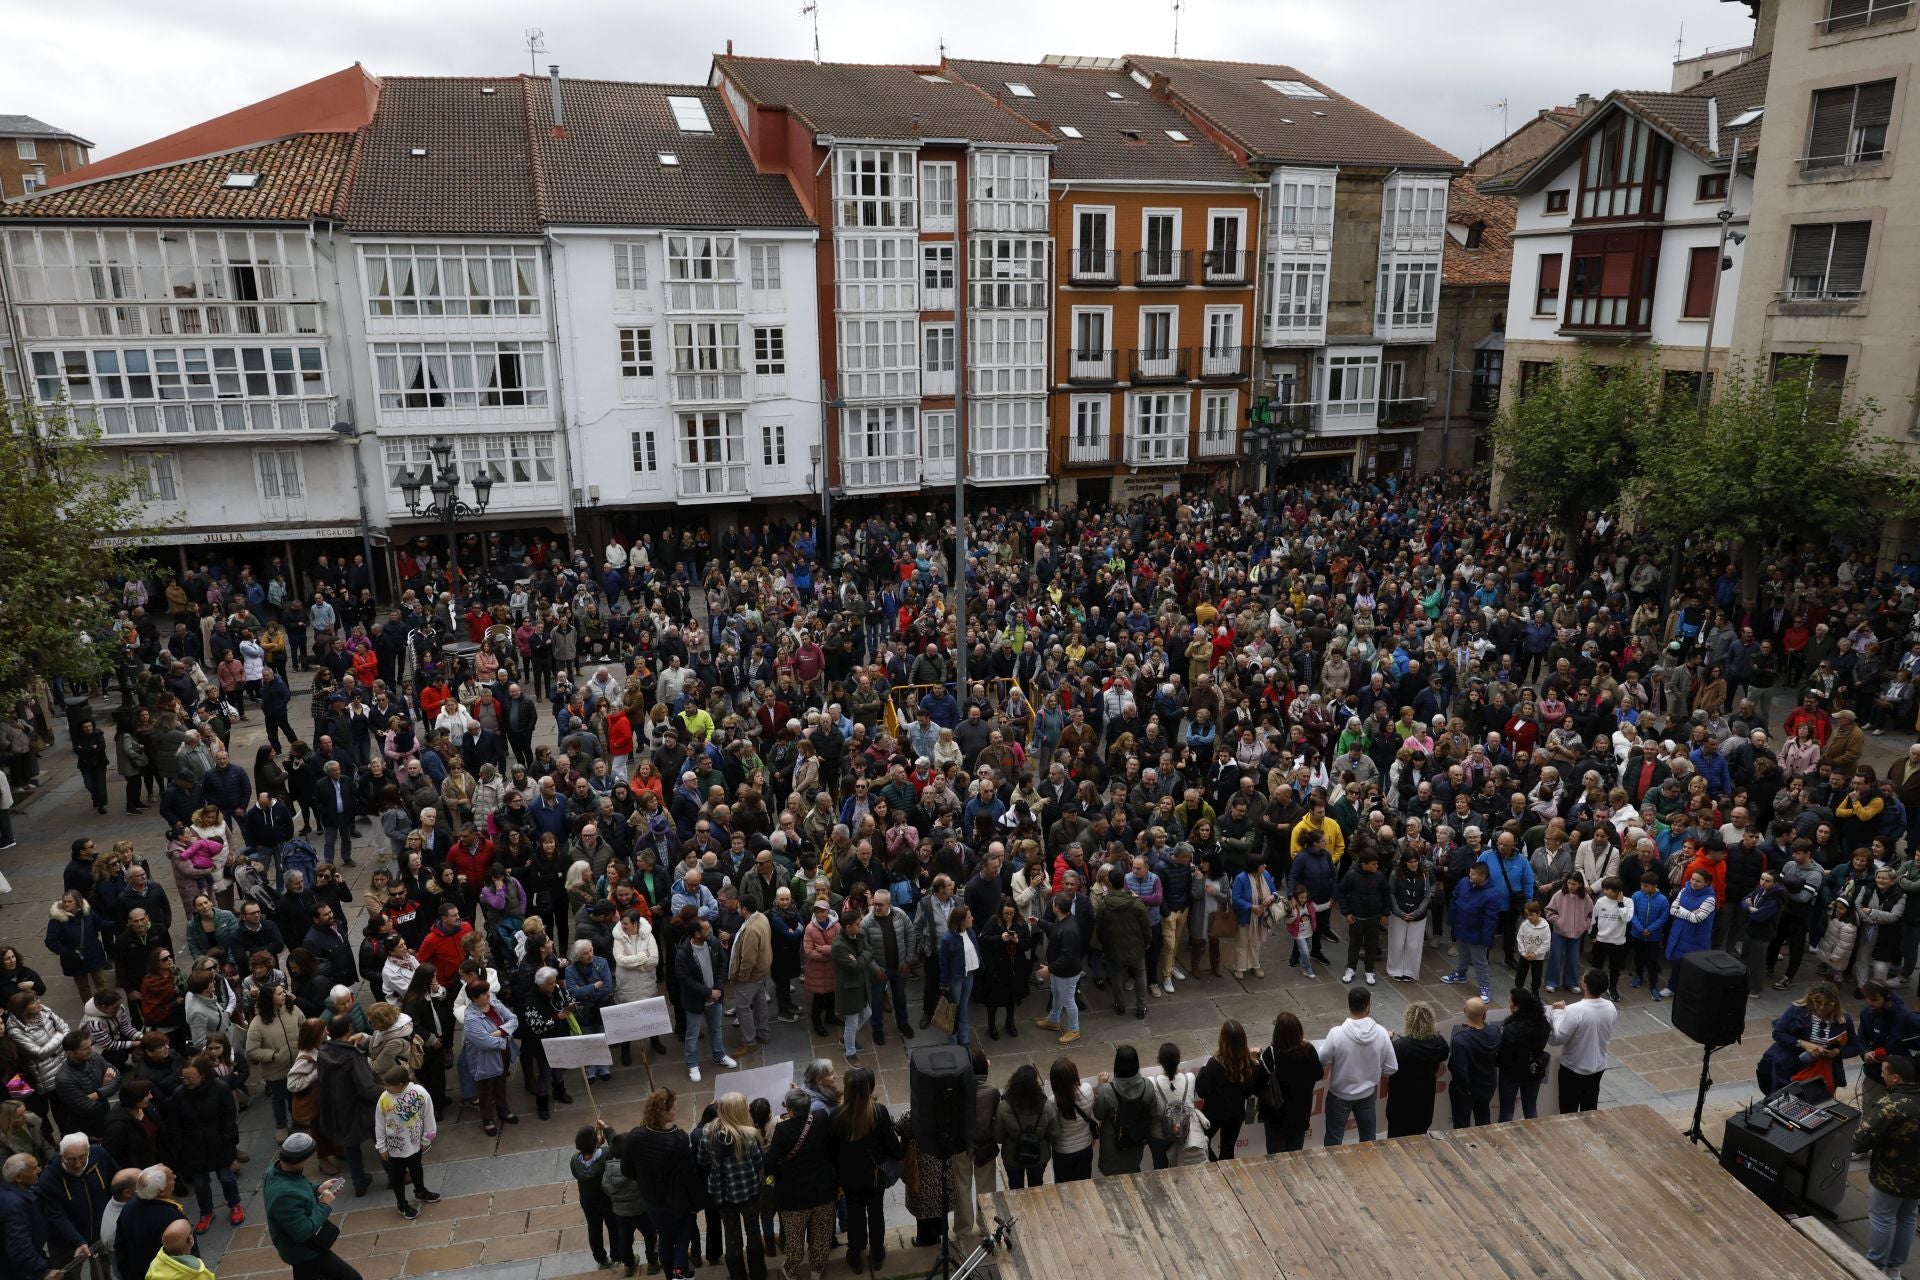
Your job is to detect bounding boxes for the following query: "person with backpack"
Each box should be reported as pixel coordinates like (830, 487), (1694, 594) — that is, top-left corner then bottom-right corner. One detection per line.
(991, 1064), (1060, 1189)
(1195, 1020), (1266, 1162)
(1143, 1043), (1203, 1170)
(1257, 1012), (1323, 1154)
(1496, 987), (1553, 1121)
(1091, 1045), (1155, 1176)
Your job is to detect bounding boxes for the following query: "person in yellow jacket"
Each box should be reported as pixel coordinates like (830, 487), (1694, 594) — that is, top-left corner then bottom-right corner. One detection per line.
(145, 1219), (213, 1280)
(1291, 797), (1347, 865)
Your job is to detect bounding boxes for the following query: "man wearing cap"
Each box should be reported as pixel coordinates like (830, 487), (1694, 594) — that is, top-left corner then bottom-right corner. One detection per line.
(263, 1133), (358, 1280)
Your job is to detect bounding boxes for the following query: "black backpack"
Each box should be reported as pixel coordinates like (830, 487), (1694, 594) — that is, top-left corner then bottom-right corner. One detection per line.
(1114, 1088), (1152, 1148)
(1012, 1108), (1047, 1168)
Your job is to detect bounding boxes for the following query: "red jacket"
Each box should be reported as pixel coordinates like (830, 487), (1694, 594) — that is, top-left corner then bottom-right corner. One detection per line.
(607, 711), (635, 757)
(416, 919), (473, 985)
(448, 837), (494, 887)
(1681, 851), (1727, 906)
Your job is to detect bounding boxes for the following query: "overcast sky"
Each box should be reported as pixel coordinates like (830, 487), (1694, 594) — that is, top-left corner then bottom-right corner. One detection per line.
(19, 0), (1756, 167)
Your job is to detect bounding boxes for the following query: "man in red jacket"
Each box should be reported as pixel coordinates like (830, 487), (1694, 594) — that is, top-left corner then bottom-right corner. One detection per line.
(447, 826), (494, 889)
(415, 903), (473, 991)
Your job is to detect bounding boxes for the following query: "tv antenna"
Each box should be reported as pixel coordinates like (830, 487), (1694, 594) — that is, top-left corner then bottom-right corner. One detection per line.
(525, 28), (546, 76)
(1172, 0), (1184, 55)
(1490, 97), (1509, 138)
(800, 2), (821, 63)
(1675, 20), (1686, 60)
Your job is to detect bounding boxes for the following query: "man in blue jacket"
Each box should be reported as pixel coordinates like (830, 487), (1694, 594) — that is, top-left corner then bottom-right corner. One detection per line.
(1286, 829), (1338, 967)
(37, 1136), (115, 1264)
(2, 1151), (87, 1280)
(197, 747), (252, 826)
(1442, 862), (1505, 1000)
(1477, 831), (1535, 969)
(1861, 980), (1920, 1114)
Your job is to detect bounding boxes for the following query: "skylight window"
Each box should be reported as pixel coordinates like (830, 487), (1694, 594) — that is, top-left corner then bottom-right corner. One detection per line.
(919, 74), (948, 84)
(1120, 129), (1142, 141)
(1262, 79), (1328, 99)
(668, 96), (713, 133)
(481, 86), (498, 96)
(1165, 129), (1188, 141)
(658, 152), (680, 166)
(1727, 106), (1763, 127)
(1106, 90), (1125, 99)
(1130, 70), (1152, 89)
(221, 173), (261, 189)
(1059, 125), (1083, 138)
(409, 147), (428, 157)
(1005, 82), (1035, 98)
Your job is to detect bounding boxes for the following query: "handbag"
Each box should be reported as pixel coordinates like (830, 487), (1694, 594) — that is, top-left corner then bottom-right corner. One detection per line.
(875, 1153), (903, 1190)
(932, 997), (958, 1035)
(1208, 909), (1240, 939)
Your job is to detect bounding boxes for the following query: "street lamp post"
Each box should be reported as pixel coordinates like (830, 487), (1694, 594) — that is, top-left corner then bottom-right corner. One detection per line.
(397, 436), (494, 619)
(1244, 407), (1307, 493)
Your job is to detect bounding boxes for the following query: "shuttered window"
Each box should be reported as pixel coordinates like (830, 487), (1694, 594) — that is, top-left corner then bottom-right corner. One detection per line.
(1534, 253), (1562, 314)
(1825, 0), (1910, 32)
(1683, 246), (1719, 318)
(1786, 222), (1871, 298)
(1806, 80), (1896, 168)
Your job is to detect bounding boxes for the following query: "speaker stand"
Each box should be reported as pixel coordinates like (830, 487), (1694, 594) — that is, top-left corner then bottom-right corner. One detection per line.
(925, 1151), (955, 1280)
(1682, 1042), (1722, 1157)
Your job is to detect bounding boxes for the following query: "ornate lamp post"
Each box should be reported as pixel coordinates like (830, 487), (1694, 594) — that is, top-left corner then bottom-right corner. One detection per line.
(397, 436), (493, 616)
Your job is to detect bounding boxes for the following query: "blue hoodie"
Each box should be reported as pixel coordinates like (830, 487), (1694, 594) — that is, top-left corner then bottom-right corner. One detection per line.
(1629, 888), (1670, 941)
(1449, 877), (1505, 947)
(1476, 847), (1535, 904)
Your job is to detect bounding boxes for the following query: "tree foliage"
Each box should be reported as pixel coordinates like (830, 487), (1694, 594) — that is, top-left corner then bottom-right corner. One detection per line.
(0, 400), (165, 692)
(1628, 354), (1920, 557)
(1489, 351), (1667, 540)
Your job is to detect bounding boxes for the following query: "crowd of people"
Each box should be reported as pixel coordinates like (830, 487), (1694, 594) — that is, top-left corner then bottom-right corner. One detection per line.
(8, 471), (1920, 1278)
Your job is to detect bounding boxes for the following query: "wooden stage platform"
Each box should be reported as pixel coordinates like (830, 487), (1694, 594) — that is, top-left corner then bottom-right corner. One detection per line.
(979, 1106), (1854, 1279)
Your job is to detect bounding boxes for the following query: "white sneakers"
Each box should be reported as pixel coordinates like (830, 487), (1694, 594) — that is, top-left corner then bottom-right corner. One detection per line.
(1342, 968), (1356, 984)
(689, 1065), (702, 1083)
(1365, 973), (1377, 986)
(717, 1054), (738, 1070)
(1171, 966), (1188, 981)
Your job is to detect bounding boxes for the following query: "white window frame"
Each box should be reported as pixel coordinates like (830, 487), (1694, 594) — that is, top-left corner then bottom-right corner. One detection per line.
(361, 243), (541, 318)
(1322, 349), (1382, 427)
(833, 148), (917, 230)
(254, 447), (306, 519)
(1381, 360), (1408, 404)
(1204, 209), (1246, 280)
(1201, 306), (1242, 376)
(838, 317), (919, 401)
(664, 235), (740, 310)
(841, 405), (919, 489)
(922, 323), (957, 396)
(753, 325), (787, 397)
(1069, 394), (1110, 462)
(1070, 306), (1113, 380)
(1380, 177), (1449, 250)
(1375, 258), (1440, 336)
(1125, 391), (1190, 465)
(1136, 307), (1179, 380)
(612, 241), (649, 296)
(1264, 258), (1328, 337)
(761, 419), (788, 468)
(920, 161), (957, 232)
(969, 237), (1048, 310)
(968, 398), (1047, 481)
(670, 321), (745, 402)
(667, 95), (714, 133)
(676, 409), (748, 497)
(923, 410), (956, 463)
(15, 139), (37, 160)
(747, 244), (783, 299)
(835, 235), (918, 311)
(373, 341), (548, 410)
(630, 428), (659, 474)
(921, 244), (956, 310)
(617, 326), (656, 400)
(1199, 390), (1237, 455)
(1262, 79), (1328, 99)
(1273, 169), (1336, 250)
(126, 450), (180, 503)
(969, 150), (1048, 233)
(1071, 205), (1116, 281)
(969, 314), (1046, 396)
(1140, 208), (1183, 282)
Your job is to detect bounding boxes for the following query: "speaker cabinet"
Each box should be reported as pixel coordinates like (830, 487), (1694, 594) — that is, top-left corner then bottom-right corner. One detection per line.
(1672, 948), (1750, 1048)
(910, 1044), (975, 1158)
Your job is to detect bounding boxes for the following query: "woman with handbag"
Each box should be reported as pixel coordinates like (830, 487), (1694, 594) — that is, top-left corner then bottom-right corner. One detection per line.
(1195, 1020), (1267, 1161)
(1257, 1012), (1323, 1154)
(766, 1085), (836, 1280)
(1229, 854), (1277, 979)
(829, 1066), (903, 1276)
(1496, 987), (1553, 1121)
(1188, 820), (1231, 979)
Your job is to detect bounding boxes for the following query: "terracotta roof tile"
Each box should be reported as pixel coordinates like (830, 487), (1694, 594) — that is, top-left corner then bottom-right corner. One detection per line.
(945, 59), (1250, 183)
(0, 133), (351, 221)
(529, 81), (808, 228)
(1442, 175), (1515, 288)
(1125, 55), (1460, 170)
(714, 56), (1053, 145)
(1616, 53), (1770, 161)
(344, 76), (540, 235)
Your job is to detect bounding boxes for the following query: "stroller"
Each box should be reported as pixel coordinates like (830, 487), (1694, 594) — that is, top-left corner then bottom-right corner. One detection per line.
(233, 857), (281, 916)
(276, 836), (320, 892)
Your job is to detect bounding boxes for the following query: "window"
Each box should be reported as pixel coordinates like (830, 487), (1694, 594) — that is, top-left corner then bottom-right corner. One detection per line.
(924, 410), (956, 463)
(1140, 210), (1181, 280)
(970, 151), (1048, 232)
(1770, 351), (1849, 392)
(374, 341), (548, 409)
(612, 242), (648, 293)
(1072, 309), (1110, 358)
(834, 148), (916, 229)
(838, 318), (918, 400)
(667, 95), (713, 132)
(127, 451), (180, 502)
(630, 429), (658, 474)
(1274, 171), (1335, 241)
(748, 244), (783, 293)
(1824, 0), (1913, 32)
(1578, 114), (1673, 221)
(1381, 361), (1408, 404)
(1204, 211), (1245, 278)
(1534, 253), (1563, 316)
(1059, 126), (1083, 139)
(761, 420), (788, 468)
(362, 243), (540, 317)
(1070, 396), (1109, 457)
(1682, 245), (1720, 318)
(670, 321), (744, 401)
(33, 344), (329, 436)
(1696, 174), (1728, 202)
(842, 405), (919, 488)
(664, 236), (739, 310)
(1381, 179), (1447, 242)
(1265, 258), (1327, 332)
(658, 153), (679, 167)
(1562, 230), (1661, 329)
(1165, 129), (1189, 142)
(969, 398), (1046, 480)
(835, 236), (918, 311)
(677, 410), (748, 496)
(1806, 81), (1895, 169)
(921, 244), (955, 309)
(21, 175), (38, 195)
(922, 324), (956, 395)
(1072, 207), (1114, 279)
(15, 139), (36, 160)
(754, 326), (787, 396)
(970, 238), (1047, 309)
(920, 161), (957, 231)
(1727, 107), (1764, 128)
(1323, 351), (1381, 423)
(618, 327), (656, 396)
(255, 448), (305, 516)
(1376, 260), (1440, 332)
(1545, 189), (1570, 214)
(1005, 82), (1035, 98)
(1126, 391), (1190, 464)
(1786, 221), (1871, 298)
(220, 173), (260, 190)
(1200, 390), (1237, 453)
(1262, 79), (1328, 99)
(970, 315), (1046, 395)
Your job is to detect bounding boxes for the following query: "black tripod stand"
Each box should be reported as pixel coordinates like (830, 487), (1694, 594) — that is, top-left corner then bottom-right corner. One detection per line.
(941, 1215), (1017, 1280)
(1682, 1042), (1722, 1156)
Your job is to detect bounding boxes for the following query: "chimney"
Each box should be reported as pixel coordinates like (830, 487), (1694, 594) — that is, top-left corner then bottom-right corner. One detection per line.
(548, 64), (566, 138)
(1574, 93), (1596, 116)
(726, 39), (734, 55)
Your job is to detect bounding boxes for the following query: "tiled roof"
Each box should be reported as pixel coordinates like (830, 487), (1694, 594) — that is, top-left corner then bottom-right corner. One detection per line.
(1442, 175), (1515, 288)
(529, 81), (808, 229)
(944, 59), (1250, 183)
(343, 76), (540, 235)
(713, 56), (1053, 145)
(0, 133), (352, 221)
(0, 114), (92, 146)
(1125, 55), (1460, 170)
(1616, 52), (1770, 161)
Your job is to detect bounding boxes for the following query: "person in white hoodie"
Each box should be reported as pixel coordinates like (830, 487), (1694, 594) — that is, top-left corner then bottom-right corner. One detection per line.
(370, 1064), (441, 1219)
(1314, 986), (1398, 1146)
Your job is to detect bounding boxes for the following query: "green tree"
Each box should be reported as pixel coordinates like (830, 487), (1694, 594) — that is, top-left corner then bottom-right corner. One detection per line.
(0, 401), (165, 692)
(1489, 351), (1666, 546)
(1629, 354), (1920, 599)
